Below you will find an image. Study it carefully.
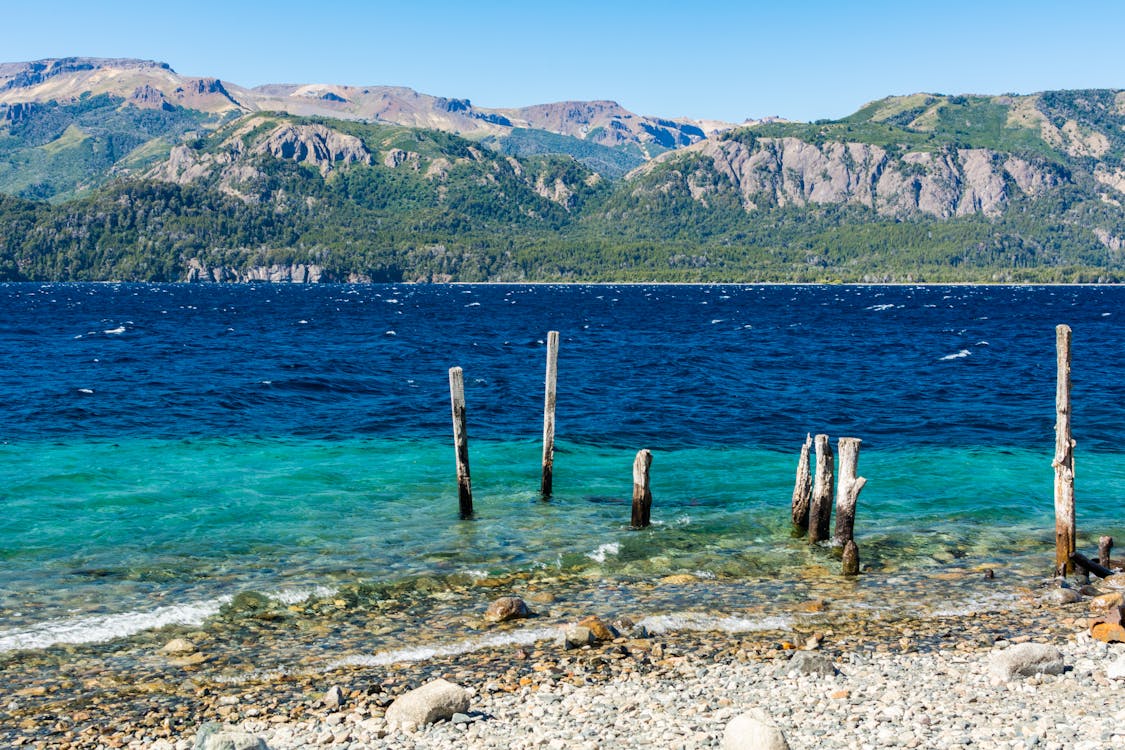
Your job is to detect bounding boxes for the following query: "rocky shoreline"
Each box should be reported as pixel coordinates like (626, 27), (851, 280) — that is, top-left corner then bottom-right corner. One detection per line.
(3, 575), (1125, 750)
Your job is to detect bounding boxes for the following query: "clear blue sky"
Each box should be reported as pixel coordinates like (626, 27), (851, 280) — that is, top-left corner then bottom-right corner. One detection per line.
(7, 0), (1125, 123)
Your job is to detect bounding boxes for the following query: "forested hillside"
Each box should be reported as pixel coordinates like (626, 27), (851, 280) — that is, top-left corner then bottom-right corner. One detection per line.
(2, 78), (1125, 282)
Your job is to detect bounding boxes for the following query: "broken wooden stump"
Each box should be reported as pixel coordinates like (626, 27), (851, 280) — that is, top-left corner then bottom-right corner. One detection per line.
(1053, 324), (1076, 576)
(833, 437), (865, 547)
(790, 433), (813, 532)
(842, 540), (860, 576)
(631, 449), (653, 529)
(808, 434), (834, 544)
(541, 330), (560, 499)
(448, 366), (473, 519)
(1099, 536), (1114, 568)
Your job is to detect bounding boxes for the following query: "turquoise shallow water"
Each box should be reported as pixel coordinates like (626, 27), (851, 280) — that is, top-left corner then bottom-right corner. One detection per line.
(1, 435), (1122, 651)
(0, 282), (1122, 654)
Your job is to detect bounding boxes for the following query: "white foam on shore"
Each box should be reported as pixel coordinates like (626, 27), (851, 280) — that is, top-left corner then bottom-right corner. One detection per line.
(0, 599), (229, 652)
(638, 612), (792, 634)
(328, 626), (566, 669)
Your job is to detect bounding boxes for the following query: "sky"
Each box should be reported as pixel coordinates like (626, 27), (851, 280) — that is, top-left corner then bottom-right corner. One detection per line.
(7, 0), (1125, 123)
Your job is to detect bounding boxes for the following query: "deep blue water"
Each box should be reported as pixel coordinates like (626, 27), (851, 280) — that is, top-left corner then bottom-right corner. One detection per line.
(0, 283), (1122, 653)
(3, 283), (1122, 447)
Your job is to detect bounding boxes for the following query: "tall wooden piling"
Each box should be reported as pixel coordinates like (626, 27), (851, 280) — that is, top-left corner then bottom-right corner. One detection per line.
(448, 366), (473, 519)
(809, 434), (834, 544)
(791, 433), (813, 532)
(541, 331), (560, 498)
(833, 437), (866, 547)
(1053, 324), (1075, 576)
(631, 449), (653, 529)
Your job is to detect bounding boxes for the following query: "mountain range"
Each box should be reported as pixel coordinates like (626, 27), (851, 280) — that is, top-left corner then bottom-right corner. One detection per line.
(1, 57), (1123, 283)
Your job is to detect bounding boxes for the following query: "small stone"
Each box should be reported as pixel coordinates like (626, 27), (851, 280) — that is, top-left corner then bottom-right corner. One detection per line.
(1106, 654), (1125, 680)
(722, 709), (790, 750)
(192, 725), (269, 750)
(451, 713), (472, 724)
(564, 626), (594, 650)
(161, 637), (197, 655)
(323, 685), (344, 710)
(1101, 573), (1125, 590)
(1043, 588), (1081, 605)
(780, 651), (836, 677)
(989, 643), (1065, 681)
(483, 596), (533, 623)
(659, 574), (699, 585)
(384, 679), (469, 731)
(577, 616), (618, 642)
(1091, 592), (1125, 610)
(1091, 622), (1125, 643)
(831, 689), (851, 700)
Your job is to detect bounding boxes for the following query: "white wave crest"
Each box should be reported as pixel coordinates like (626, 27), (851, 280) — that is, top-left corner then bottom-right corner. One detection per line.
(638, 612), (792, 634)
(0, 599), (229, 652)
(940, 349), (971, 361)
(586, 542), (620, 563)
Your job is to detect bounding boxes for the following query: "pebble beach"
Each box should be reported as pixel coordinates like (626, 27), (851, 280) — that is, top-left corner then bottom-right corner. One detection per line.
(4, 571), (1124, 750)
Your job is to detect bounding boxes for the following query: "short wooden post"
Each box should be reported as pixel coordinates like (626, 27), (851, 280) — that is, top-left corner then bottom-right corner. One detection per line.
(809, 434), (834, 544)
(1053, 324), (1075, 576)
(1099, 536), (1114, 568)
(449, 366), (473, 519)
(833, 437), (866, 547)
(631, 449), (653, 529)
(791, 433), (813, 532)
(842, 540), (860, 576)
(541, 331), (560, 498)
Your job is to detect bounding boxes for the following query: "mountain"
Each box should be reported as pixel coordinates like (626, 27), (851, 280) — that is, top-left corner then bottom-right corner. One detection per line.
(0, 57), (729, 197)
(1, 59), (1124, 283)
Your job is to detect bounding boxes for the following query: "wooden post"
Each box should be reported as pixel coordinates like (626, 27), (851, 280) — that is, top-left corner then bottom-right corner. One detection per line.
(833, 437), (866, 547)
(809, 434), (834, 544)
(791, 433), (813, 532)
(842, 540), (860, 576)
(1053, 324), (1075, 576)
(631, 449), (653, 529)
(1099, 536), (1114, 568)
(449, 366), (473, 519)
(541, 331), (560, 498)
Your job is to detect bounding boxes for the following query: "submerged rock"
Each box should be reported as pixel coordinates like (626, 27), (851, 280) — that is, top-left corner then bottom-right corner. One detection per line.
(483, 596), (533, 623)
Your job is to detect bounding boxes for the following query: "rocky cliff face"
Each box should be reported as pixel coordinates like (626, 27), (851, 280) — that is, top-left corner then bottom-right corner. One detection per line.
(649, 137), (1062, 218)
(148, 119), (373, 195)
(184, 259), (355, 283)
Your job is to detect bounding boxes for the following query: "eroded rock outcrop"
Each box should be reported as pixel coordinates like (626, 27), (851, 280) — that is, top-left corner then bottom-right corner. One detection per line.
(254, 124), (372, 173)
(659, 137), (1061, 219)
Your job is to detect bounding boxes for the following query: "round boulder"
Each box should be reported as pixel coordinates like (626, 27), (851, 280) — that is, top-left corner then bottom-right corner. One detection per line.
(483, 596), (533, 623)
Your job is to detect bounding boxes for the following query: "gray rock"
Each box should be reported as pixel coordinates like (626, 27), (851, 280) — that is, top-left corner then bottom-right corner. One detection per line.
(563, 625), (594, 649)
(780, 650), (837, 677)
(160, 637), (197, 655)
(1107, 654), (1125, 680)
(323, 685), (344, 710)
(384, 679), (470, 731)
(1043, 588), (1081, 605)
(989, 643), (1065, 681)
(722, 709), (791, 750)
(193, 724), (269, 750)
